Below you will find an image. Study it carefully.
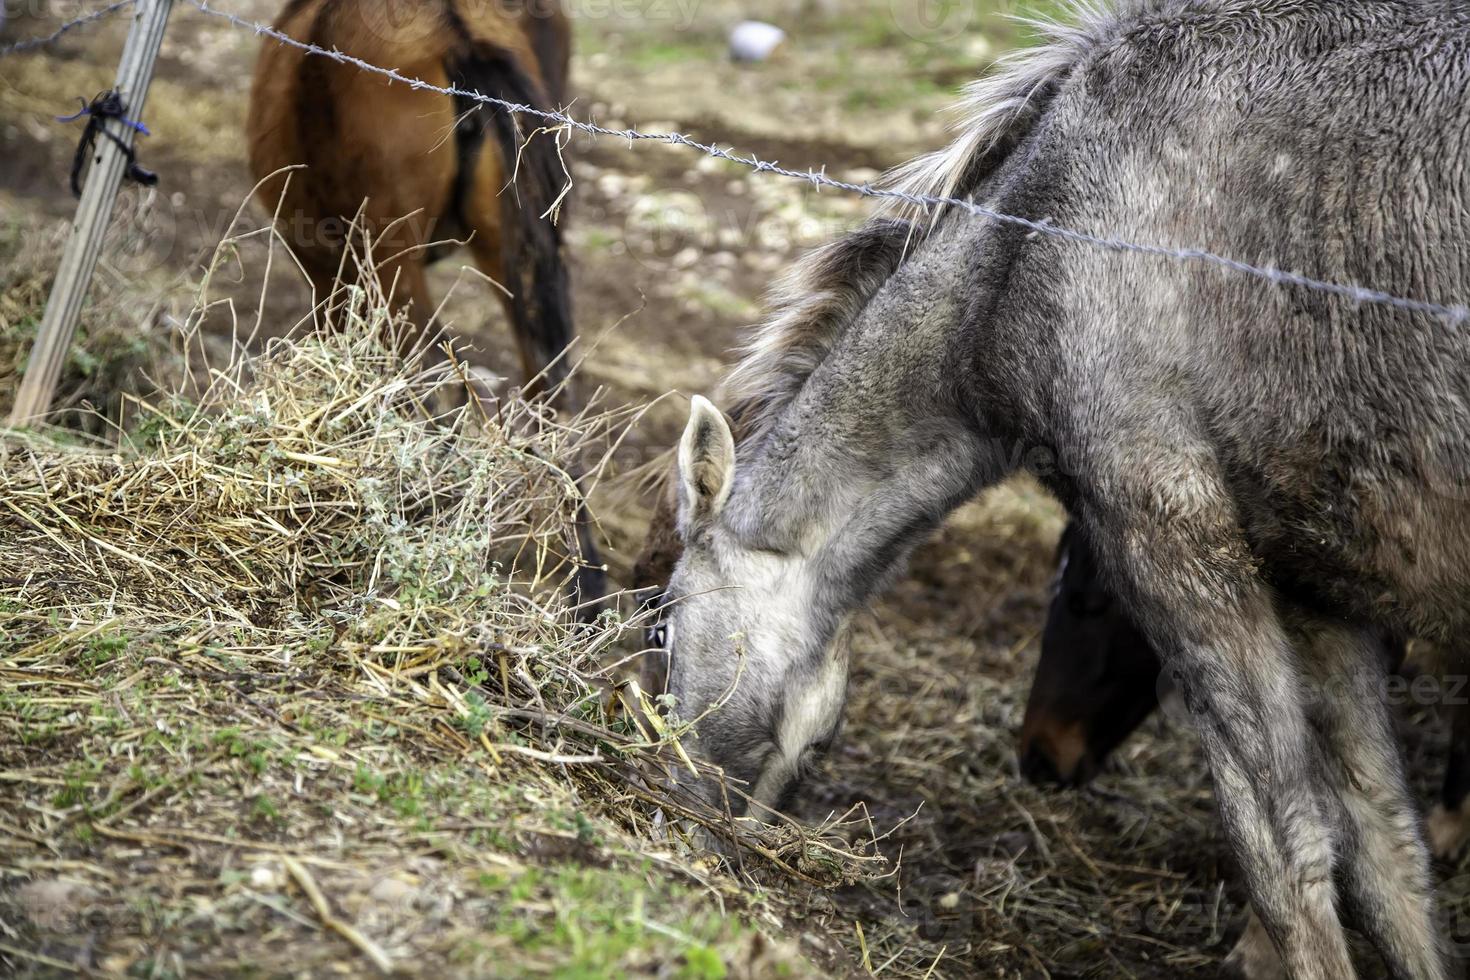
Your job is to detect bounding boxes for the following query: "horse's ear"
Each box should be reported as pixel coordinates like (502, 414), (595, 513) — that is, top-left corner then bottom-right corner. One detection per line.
(677, 395), (735, 533)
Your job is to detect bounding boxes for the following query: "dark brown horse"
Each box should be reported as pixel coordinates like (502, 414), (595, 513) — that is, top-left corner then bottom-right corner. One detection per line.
(1021, 519), (1470, 860)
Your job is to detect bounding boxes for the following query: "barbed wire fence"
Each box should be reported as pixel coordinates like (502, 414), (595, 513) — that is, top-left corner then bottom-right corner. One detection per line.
(0, 0), (134, 56)
(3, 0), (1469, 422)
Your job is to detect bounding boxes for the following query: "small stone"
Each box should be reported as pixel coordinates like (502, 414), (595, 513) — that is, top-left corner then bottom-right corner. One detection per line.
(250, 863), (284, 890)
(730, 21), (787, 62)
(367, 877), (418, 913)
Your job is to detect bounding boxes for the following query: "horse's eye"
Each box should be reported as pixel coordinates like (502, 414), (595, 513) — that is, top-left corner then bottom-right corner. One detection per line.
(646, 621), (669, 649)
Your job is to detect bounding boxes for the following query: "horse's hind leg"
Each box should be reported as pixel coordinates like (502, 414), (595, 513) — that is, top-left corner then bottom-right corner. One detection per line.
(1080, 450), (1352, 979)
(464, 160), (605, 613)
(1294, 619), (1446, 978)
(454, 47), (576, 407)
(463, 164), (574, 404)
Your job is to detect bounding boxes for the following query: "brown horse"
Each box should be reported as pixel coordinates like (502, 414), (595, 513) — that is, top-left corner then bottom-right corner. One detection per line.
(246, 0), (574, 393)
(1020, 518), (1470, 859)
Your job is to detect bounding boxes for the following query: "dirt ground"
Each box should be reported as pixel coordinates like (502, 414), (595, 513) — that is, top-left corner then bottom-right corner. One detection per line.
(3, 1), (1469, 977)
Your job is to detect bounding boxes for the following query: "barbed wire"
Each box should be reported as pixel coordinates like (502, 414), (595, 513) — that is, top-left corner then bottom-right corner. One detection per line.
(8, 0), (1466, 325)
(182, 0), (1470, 325)
(0, 0), (135, 56)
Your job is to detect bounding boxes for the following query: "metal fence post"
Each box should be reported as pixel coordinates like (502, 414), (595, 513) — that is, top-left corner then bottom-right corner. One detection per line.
(8, 0), (175, 426)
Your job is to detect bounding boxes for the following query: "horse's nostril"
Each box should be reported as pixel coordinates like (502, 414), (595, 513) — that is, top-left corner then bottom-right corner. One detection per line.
(1020, 718), (1093, 787)
(1020, 741), (1063, 785)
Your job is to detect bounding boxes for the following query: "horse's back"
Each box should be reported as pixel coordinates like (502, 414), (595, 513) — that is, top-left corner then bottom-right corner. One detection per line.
(245, 0), (570, 278)
(989, 0), (1470, 635)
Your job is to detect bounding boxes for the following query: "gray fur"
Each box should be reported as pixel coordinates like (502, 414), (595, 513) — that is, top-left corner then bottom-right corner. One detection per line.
(663, 2), (1470, 976)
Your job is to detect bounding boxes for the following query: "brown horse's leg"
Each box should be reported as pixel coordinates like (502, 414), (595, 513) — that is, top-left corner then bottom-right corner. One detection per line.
(1429, 665), (1470, 859)
(462, 156), (574, 404)
(451, 44), (575, 406)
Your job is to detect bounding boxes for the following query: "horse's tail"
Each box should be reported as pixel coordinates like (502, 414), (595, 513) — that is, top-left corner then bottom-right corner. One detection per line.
(450, 35), (575, 397)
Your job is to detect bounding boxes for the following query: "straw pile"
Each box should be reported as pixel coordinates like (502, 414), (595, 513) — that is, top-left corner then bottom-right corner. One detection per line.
(0, 252), (885, 977)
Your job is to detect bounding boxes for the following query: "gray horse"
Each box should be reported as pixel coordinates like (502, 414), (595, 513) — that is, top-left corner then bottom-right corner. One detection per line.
(653, 1), (1470, 977)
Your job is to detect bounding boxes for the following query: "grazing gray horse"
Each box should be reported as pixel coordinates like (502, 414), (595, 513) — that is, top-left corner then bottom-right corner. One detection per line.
(654, 1), (1470, 977)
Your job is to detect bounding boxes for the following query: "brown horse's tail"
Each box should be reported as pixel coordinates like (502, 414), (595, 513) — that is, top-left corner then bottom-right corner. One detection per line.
(448, 17), (598, 608)
(449, 39), (575, 399)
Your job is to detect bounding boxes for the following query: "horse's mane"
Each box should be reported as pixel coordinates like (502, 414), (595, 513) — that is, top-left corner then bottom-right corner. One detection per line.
(720, 1), (1154, 444)
(720, 219), (915, 443)
(883, 0), (1339, 215)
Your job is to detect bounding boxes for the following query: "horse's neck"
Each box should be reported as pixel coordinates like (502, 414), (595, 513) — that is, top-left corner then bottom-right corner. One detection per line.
(731, 218), (993, 605)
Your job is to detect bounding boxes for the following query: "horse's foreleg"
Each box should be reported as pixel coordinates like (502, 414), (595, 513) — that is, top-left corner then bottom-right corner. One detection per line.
(467, 212), (574, 406)
(1294, 620), (1446, 979)
(1083, 452), (1353, 980)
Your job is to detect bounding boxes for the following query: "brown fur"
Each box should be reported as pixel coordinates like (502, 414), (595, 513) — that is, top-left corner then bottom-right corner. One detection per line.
(246, 0), (572, 385)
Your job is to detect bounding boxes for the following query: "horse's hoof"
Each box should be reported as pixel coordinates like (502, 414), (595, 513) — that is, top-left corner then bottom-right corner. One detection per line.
(1428, 802), (1470, 860)
(1222, 911), (1287, 980)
